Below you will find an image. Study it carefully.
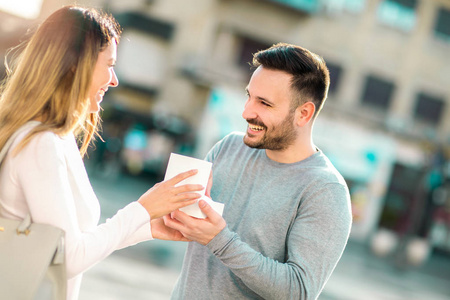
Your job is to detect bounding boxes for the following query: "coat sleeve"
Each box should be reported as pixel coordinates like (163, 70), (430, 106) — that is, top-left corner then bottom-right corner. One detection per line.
(206, 183), (352, 300)
(14, 132), (152, 279)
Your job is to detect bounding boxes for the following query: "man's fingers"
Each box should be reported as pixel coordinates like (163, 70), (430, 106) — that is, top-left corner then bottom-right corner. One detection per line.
(163, 214), (182, 230)
(198, 200), (219, 221)
(171, 209), (192, 223)
(205, 171), (213, 197)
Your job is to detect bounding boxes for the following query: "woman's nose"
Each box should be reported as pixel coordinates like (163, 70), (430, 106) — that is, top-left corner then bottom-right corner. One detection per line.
(109, 69), (119, 87)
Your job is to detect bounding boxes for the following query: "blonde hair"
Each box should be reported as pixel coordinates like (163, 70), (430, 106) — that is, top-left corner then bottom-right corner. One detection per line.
(0, 6), (121, 156)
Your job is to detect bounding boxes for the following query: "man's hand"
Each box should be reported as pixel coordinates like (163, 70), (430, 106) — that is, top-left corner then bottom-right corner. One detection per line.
(163, 200), (226, 245)
(138, 169), (203, 220)
(151, 218), (191, 241)
(205, 171), (213, 198)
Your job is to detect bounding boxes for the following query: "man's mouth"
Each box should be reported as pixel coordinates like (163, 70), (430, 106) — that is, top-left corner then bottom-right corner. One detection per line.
(99, 89), (107, 97)
(248, 123), (265, 132)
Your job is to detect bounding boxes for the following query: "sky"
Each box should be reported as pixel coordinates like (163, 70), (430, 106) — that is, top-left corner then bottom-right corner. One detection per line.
(0, 0), (43, 19)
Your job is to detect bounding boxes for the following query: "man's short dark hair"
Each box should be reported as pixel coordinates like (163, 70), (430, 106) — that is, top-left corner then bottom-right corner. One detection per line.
(252, 43), (330, 117)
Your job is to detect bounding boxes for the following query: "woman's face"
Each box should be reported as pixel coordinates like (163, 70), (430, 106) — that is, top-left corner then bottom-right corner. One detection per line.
(88, 42), (118, 113)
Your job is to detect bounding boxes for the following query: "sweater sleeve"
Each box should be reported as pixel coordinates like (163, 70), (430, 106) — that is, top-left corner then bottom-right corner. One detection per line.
(13, 132), (152, 279)
(206, 183), (352, 300)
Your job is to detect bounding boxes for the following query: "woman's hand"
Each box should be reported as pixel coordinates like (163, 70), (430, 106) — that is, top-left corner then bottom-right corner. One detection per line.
(163, 200), (226, 245)
(138, 169), (203, 219)
(151, 218), (190, 241)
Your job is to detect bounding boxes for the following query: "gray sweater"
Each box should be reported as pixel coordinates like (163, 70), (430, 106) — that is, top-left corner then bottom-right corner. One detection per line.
(171, 132), (352, 299)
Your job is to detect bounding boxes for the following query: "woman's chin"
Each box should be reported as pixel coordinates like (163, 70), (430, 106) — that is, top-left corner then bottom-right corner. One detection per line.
(88, 95), (103, 113)
(88, 103), (101, 113)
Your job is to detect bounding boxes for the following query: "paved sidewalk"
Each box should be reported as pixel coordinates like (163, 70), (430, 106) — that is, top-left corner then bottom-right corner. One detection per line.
(320, 242), (450, 300)
(80, 252), (179, 300)
(79, 170), (450, 300)
(80, 241), (450, 300)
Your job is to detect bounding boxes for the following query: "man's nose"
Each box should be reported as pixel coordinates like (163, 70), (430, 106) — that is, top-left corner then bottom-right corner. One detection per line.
(242, 99), (256, 120)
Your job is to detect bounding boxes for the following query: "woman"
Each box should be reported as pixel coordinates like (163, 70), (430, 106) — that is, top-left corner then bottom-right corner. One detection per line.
(0, 6), (202, 300)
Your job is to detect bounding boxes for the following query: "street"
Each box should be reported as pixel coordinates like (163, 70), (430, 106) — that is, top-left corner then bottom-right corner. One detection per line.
(79, 169), (450, 300)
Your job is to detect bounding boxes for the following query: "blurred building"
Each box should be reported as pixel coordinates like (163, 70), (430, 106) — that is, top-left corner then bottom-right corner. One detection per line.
(1, 0), (450, 260)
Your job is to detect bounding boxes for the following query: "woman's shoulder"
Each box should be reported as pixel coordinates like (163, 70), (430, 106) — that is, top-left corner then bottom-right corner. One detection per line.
(12, 124), (67, 161)
(3, 124), (69, 173)
(14, 125), (60, 148)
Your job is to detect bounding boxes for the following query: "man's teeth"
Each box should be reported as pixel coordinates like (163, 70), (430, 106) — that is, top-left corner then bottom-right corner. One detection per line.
(99, 90), (105, 96)
(249, 124), (264, 131)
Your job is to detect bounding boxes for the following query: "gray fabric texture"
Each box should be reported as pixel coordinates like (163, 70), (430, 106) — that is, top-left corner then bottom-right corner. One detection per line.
(171, 132), (352, 300)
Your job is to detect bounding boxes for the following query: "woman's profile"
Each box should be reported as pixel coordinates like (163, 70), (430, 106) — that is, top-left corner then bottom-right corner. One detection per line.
(0, 6), (202, 299)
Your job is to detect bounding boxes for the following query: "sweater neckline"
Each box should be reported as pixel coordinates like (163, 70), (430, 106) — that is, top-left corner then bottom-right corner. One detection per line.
(260, 148), (322, 168)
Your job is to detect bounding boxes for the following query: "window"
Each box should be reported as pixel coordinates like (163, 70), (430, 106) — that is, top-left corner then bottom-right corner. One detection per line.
(115, 30), (170, 88)
(343, 0), (366, 13)
(115, 12), (175, 40)
(379, 163), (424, 232)
(113, 13), (175, 89)
(237, 37), (271, 71)
(267, 0), (320, 13)
(326, 62), (343, 95)
(414, 92), (445, 125)
(323, 0), (366, 14)
(361, 75), (395, 110)
(0, 0), (43, 19)
(377, 0), (417, 32)
(434, 7), (450, 42)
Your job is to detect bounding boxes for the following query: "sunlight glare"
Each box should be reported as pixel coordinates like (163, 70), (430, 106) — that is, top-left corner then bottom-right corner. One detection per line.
(0, 0), (44, 19)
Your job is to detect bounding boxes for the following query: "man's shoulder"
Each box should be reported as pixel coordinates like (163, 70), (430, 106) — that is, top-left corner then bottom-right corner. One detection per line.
(207, 131), (251, 163)
(222, 131), (245, 142)
(305, 151), (347, 186)
(320, 152), (347, 186)
(215, 131), (246, 150)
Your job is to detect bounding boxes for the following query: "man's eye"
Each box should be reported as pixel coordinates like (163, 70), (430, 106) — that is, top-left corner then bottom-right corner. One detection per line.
(261, 101), (270, 107)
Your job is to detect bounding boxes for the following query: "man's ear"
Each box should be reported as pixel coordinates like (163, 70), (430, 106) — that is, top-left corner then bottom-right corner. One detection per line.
(294, 102), (316, 127)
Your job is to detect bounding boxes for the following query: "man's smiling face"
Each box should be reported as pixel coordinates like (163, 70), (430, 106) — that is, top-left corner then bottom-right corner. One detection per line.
(242, 66), (297, 151)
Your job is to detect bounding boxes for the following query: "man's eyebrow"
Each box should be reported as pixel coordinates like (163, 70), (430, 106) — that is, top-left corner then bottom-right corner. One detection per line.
(245, 88), (274, 106)
(257, 96), (274, 106)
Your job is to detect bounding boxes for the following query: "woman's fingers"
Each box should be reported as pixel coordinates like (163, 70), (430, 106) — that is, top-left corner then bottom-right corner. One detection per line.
(174, 192), (202, 201)
(173, 199), (197, 210)
(172, 184), (204, 195)
(138, 169), (206, 219)
(163, 169), (204, 195)
(167, 169), (198, 185)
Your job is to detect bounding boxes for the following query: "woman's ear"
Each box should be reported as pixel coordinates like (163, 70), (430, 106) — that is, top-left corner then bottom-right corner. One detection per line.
(295, 102), (316, 127)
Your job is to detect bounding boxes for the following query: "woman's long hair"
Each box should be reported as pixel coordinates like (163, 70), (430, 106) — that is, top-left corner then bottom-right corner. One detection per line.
(0, 6), (121, 156)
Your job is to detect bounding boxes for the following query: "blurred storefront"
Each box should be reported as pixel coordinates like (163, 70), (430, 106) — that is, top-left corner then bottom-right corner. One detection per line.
(1, 0), (450, 263)
(194, 84), (450, 262)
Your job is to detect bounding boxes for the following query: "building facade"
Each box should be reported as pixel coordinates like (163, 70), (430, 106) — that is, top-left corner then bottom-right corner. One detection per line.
(1, 0), (449, 255)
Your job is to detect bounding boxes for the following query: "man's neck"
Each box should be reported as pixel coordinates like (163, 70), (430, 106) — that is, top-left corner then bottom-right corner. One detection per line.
(265, 137), (316, 164)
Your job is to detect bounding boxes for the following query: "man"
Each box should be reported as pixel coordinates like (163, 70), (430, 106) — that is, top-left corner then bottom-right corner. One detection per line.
(164, 43), (352, 299)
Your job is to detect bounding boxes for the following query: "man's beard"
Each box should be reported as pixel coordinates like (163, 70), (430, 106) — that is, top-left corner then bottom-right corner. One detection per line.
(243, 111), (297, 151)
